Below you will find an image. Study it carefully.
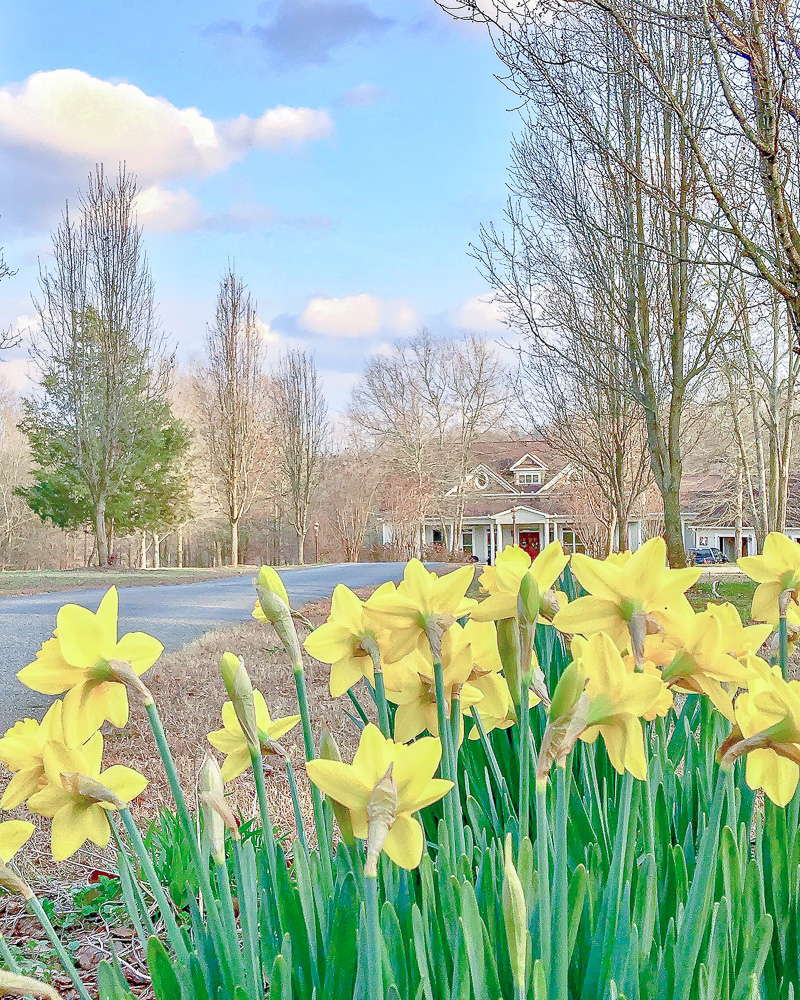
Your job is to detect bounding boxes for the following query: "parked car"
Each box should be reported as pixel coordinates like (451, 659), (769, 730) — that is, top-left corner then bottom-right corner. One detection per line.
(688, 546), (729, 565)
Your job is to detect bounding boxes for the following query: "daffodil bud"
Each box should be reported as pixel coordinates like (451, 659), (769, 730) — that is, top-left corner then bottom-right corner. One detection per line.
(518, 573), (541, 626)
(365, 764), (398, 877)
(258, 565), (290, 606)
(320, 727), (355, 845)
(0, 865), (32, 899)
(549, 661), (586, 723)
(220, 653), (260, 752)
(497, 618), (523, 707)
(502, 834), (529, 990)
(0, 968), (63, 999)
(200, 756), (235, 864)
(539, 588), (563, 622)
(255, 585), (305, 672)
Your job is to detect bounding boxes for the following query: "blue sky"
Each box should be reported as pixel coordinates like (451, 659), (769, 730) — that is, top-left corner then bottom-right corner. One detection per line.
(0, 1), (515, 408)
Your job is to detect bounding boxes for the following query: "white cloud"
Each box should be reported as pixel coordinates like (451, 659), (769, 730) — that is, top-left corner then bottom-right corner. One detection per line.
(451, 293), (508, 333)
(299, 293), (417, 338)
(133, 186), (203, 233)
(255, 318), (308, 354)
(0, 69), (333, 188)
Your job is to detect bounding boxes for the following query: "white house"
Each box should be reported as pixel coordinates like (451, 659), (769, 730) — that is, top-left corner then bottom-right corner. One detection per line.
(382, 440), (800, 562)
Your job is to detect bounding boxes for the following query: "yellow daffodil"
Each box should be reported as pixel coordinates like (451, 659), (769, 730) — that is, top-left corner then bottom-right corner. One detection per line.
(304, 583), (394, 697)
(0, 701), (80, 809)
(383, 628), (484, 743)
(572, 636), (673, 722)
(704, 602), (772, 664)
(740, 532), (800, 624)
(16, 588), (163, 743)
(575, 632), (668, 779)
(0, 820), (34, 864)
(472, 542), (569, 623)
(306, 723), (452, 871)
(652, 607), (750, 720)
(730, 659), (800, 806)
(208, 690), (300, 781)
(27, 735), (147, 860)
(552, 538), (700, 657)
(364, 561), (477, 661)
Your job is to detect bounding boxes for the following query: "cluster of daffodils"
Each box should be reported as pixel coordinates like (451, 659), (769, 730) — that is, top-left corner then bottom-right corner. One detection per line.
(0, 588), (156, 866)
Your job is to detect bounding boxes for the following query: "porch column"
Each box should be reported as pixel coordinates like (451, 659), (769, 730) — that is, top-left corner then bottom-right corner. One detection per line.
(543, 519), (550, 545)
(489, 523), (495, 565)
(496, 522), (504, 553)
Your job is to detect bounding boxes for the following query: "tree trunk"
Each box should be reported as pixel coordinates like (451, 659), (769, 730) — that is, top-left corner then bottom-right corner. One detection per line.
(297, 528), (305, 565)
(152, 531), (161, 570)
(177, 524), (184, 568)
(231, 520), (239, 566)
(95, 498), (109, 567)
(661, 484), (685, 568)
(140, 531), (147, 569)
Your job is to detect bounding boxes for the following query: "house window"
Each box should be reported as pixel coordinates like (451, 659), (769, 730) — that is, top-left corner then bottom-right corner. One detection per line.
(516, 472), (541, 486)
(562, 529), (585, 554)
(432, 528), (443, 544)
(462, 530), (473, 555)
(474, 472), (489, 489)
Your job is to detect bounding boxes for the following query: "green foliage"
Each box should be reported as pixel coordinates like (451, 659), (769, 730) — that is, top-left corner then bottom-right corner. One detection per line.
(18, 306), (190, 539)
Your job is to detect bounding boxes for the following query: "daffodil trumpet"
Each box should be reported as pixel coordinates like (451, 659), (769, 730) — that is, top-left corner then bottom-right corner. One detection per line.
(0, 969), (65, 1000)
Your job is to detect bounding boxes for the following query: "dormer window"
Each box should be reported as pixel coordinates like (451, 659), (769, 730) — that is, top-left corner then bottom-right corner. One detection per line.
(516, 472), (542, 486)
(474, 471), (489, 489)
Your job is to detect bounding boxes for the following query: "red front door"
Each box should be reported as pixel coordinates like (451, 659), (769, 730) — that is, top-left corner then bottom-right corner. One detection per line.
(518, 530), (541, 559)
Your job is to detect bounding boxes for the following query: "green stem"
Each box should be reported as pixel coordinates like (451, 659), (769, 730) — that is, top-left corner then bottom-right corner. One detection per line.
(347, 686), (370, 726)
(372, 665), (391, 738)
(143, 702), (229, 959)
(552, 764), (569, 1000)
(0, 933), (19, 973)
(519, 674), (532, 841)
(470, 706), (516, 818)
(535, 780), (552, 979)
(365, 876), (384, 999)
(285, 757), (308, 856)
(293, 664), (334, 887)
(432, 657), (458, 861)
(214, 856), (247, 987)
(119, 809), (190, 966)
(27, 891), (93, 1000)
(449, 692), (467, 859)
(780, 614), (789, 679)
(251, 749), (283, 916)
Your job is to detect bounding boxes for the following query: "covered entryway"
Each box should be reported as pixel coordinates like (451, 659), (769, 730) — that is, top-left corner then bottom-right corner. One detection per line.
(518, 530), (541, 559)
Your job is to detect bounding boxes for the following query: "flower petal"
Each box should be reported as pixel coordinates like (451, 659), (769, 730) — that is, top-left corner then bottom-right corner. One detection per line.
(0, 820), (34, 863)
(101, 765), (148, 804)
(113, 632), (163, 675)
(382, 813), (424, 870)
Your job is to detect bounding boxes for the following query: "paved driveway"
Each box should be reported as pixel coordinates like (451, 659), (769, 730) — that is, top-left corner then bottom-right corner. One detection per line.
(0, 562), (417, 732)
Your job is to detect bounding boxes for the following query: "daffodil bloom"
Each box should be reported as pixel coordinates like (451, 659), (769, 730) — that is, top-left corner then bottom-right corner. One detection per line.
(575, 632), (668, 779)
(26, 735), (148, 861)
(208, 690), (300, 781)
(572, 636), (673, 722)
(16, 588), (163, 742)
(740, 532), (800, 624)
(306, 723), (452, 870)
(472, 542), (569, 623)
(704, 602), (772, 664)
(0, 701), (77, 809)
(730, 658), (800, 806)
(0, 820), (34, 864)
(304, 583), (394, 697)
(552, 537), (700, 657)
(651, 607), (750, 720)
(383, 627), (483, 743)
(364, 561), (477, 661)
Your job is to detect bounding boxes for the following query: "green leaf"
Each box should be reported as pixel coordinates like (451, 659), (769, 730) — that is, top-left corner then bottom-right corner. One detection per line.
(97, 960), (135, 1000)
(147, 937), (182, 1000)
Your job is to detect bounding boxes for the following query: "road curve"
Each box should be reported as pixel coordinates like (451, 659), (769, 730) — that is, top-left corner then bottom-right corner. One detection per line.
(0, 562), (420, 733)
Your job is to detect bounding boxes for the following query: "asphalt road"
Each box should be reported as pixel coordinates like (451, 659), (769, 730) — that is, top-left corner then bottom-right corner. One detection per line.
(0, 562), (416, 733)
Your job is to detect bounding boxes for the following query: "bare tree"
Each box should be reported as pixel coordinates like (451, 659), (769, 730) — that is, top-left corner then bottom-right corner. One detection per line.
(0, 240), (18, 350)
(326, 431), (383, 561)
(196, 267), (268, 565)
(274, 350), (328, 564)
(25, 166), (169, 566)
